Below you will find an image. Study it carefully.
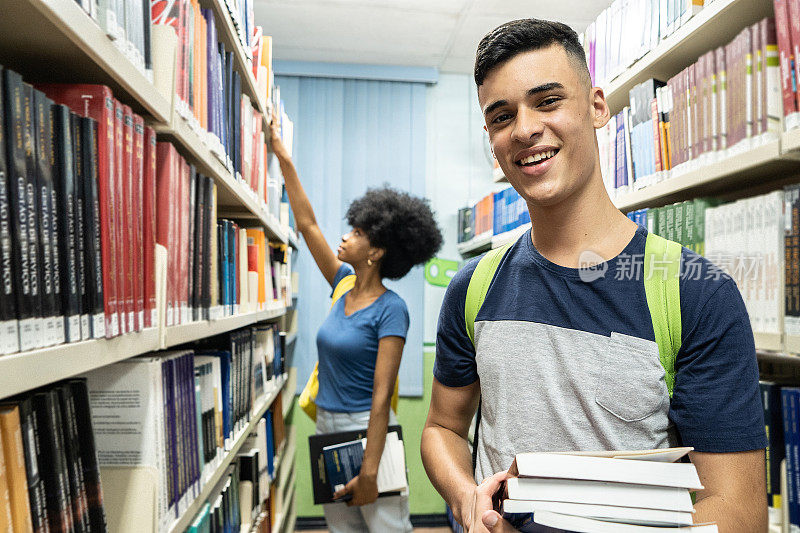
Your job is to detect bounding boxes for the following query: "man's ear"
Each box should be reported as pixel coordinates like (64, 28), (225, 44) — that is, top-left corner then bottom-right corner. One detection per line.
(591, 86), (611, 129)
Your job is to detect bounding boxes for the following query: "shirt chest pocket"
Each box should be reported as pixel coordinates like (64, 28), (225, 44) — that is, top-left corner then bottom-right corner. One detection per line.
(595, 332), (668, 422)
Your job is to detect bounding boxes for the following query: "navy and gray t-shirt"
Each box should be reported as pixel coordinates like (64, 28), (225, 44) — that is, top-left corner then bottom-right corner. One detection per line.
(435, 225), (766, 482)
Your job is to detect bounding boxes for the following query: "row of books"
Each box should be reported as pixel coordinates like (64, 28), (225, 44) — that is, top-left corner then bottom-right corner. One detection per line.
(75, 0), (153, 77)
(599, 16), (788, 198)
(456, 187), (531, 244)
(580, 0), (705, 90)
(628, 190), (785, 337)
(84, 324), (287, 532)
(187, 405), (288, 533)
(761, 382), (797, 528)
(0, 378), (106, 533)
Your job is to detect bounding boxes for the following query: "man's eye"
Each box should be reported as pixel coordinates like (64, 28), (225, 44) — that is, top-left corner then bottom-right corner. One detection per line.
(492, 113), (512, 124)
(540, 97), (561, 107)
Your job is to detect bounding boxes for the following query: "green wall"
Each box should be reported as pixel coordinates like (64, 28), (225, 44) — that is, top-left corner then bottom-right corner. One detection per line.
(290, 350), (445, 518)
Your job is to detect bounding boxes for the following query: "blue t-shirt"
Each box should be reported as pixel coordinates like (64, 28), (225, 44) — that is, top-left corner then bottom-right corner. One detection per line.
(435, 226), (766, 480)
(316, 265), (410, 413)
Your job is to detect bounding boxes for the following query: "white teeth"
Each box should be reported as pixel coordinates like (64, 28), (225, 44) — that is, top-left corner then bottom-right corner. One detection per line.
(518, 150), (556, 165)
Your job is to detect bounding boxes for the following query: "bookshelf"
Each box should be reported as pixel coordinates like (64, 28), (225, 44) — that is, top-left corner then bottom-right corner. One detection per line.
(784, 127), (800, 156)
(168, 373), (288, 533)
(0, 0), (171, 122)
(0, 1), (300, 531)
(602, 0), (773, 115)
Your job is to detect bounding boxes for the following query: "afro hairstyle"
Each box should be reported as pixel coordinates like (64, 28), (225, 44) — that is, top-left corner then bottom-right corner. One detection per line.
(345, 186), (442, 280)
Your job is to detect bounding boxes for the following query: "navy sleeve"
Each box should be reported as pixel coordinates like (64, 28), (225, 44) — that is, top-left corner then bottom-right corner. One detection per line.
(329, 263), (354, 295)
(433, 258), (480, 387)
(377, 295), (409, 340)
(670, 278), (767, 452)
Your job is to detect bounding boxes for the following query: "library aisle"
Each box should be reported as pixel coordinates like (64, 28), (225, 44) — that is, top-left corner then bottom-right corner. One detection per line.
(2, 0), (800, 532)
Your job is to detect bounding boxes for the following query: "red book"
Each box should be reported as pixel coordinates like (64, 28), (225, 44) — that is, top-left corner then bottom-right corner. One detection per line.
(169, 151), (179, 325)
(715, 47), (727, 150)
(122, 105), (135, 333)
(132, 114), (145, 332)
(650, 98), (662, 172)
(35, 84), (119, 337)
(142, 127), (157, 328)
(113, 100), (127, 333)
(774, 0), (798, 116)
(156, 142), (175, 326)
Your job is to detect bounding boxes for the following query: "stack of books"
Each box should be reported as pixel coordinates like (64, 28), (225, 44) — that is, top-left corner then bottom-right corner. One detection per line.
(497, 447), (717, 532)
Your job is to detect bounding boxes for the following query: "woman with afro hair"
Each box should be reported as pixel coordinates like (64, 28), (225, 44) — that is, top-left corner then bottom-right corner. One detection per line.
(270, 115), (442, 532)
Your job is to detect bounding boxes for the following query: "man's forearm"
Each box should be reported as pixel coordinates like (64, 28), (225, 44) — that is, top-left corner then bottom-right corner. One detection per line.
(694, 494), (767, 532)
(421, 424), (477, 524)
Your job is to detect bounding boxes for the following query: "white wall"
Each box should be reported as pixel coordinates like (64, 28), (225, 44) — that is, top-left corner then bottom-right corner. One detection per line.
(423, 73), (501, 344)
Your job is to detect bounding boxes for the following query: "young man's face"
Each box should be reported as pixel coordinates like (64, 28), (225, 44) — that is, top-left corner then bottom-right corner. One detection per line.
(478, 44), (608, 207)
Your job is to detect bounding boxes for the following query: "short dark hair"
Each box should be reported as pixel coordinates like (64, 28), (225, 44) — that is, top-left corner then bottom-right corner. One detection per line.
(474, 18), (590, 87)
(345, 186), (442, 280)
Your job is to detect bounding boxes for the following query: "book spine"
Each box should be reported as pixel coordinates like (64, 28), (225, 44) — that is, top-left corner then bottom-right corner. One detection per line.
(788, 0), (800, 114)
(22, 86), (44, 348)
(142, 126), (156, 329)
(81, 117), (105, 339)
(71, 113), (90, 341)
(56, 386), (89, 533)
(16, 398), (48, 533)
(112, 100), (126, 334)
(67, 379), (107, 532)
(752, 22), (763, 137)
(0, 68), (19, 355)
(133, 114), (144, 331)
(32, 392), (72, 531)
(33, 92), (60, 348)
(155, 142), (173, 326)
(0, 405), (35, 533)
(187, 169), (196, 321)
(121, 104), (134, 334)
(192, 173), (205, 322)
(53, 107), (81, 343)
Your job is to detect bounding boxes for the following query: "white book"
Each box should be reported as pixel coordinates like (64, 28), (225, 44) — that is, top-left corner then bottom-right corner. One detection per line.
(502, 499), (695, 526)
(510, 453), (703, 489)
(533, 511), (717, 532)
(505, 478), (694, 512)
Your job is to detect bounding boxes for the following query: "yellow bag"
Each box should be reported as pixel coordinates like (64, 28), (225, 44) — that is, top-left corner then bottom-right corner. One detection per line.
(299, 274), (400, 421)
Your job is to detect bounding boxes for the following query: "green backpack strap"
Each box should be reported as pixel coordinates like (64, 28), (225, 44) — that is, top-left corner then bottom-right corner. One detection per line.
(643, 232), (683, 398)
(465, 243), (514, 345)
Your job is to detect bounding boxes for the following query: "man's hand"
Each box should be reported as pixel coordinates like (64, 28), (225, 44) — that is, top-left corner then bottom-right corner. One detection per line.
(462, 471), (518, 533)
(332, 474), (379, 507)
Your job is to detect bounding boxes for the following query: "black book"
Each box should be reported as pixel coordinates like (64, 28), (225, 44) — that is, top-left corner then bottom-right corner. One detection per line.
(0, 65), (19, 355)
(187, 168), (196, 321)
(225, 52), (234, 165)
(56, 385), (89, 533)
(45, 103), (64, 351)
(31, 390), (73, 531)
(22, 84), (44, 347)
(53, 105), (81, 342)
(308, 425), (404, 504)
(201, 176), (212, 319)
(79, 117), (104, 339)
(33, 90), (61, 347)
(67, 378), (107, 532)
(192, 172), (205, 322)
(72, 113), (90, 340)
(2, 69), (36, 352)
(142, 0), (152, 71)
(7, 396), (49, 532)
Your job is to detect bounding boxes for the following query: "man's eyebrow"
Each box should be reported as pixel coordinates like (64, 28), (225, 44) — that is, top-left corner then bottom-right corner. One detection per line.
(483, 82), (566, 117)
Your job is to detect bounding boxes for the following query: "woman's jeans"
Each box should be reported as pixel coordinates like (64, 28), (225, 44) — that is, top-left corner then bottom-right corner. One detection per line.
(316, 407), (413, 533)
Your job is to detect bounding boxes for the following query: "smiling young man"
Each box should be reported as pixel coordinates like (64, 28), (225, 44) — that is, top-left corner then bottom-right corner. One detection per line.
(420, 19), (767, 533)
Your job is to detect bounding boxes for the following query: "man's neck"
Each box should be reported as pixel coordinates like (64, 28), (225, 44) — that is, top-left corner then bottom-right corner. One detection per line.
(528, 176), (638, 268)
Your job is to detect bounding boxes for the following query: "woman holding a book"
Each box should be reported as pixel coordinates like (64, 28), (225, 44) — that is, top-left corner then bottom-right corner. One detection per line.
(269, 114), (441, 532)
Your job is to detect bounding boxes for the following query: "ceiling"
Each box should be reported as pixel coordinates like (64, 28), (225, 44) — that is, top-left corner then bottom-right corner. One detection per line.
(254, 0), (611, 74)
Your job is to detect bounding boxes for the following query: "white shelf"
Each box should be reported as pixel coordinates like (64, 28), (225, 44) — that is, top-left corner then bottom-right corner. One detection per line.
(456, 231), (493, 256)
(163, 306), (286, 348)
(0, 307), (286, 398)
(754, 332), (784, 353)
(603, 0), (773, 115)
(0, 328), (159, 398)
(783, 128), (800, 157)
(277, 426), (296, 483)
(0, 0), (171, 122)
(272, 475), (296, 533)
(287, 229), (300, 250)
(491, 223), (531, 249)
(613, 138), (800, 211)
(169, 374), (288, 533)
